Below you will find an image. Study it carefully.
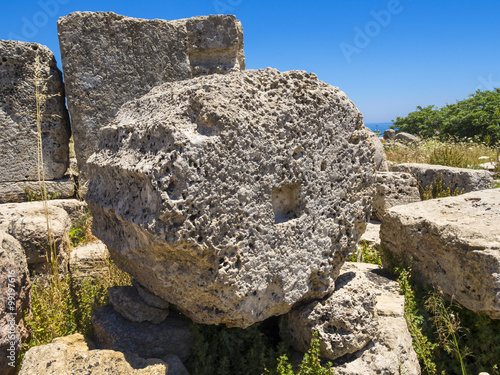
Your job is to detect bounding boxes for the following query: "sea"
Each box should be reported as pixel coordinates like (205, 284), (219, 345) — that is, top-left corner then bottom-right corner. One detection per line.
(364, 122), (393, 135)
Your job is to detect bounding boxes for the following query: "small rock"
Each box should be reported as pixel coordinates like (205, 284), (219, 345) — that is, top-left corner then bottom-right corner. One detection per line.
(359, 220), (381, 247)
(19, 333), (168, 375)
(92, 305), (194, 362)
(108, 286), (169, 324)
(132, 279), (170, 310)
(70, 240), (109, 279)
(395, 132), (420, 143)
(383, 129), (396, 141)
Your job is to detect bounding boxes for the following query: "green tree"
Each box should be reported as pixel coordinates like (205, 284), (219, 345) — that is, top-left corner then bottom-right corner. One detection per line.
(392, 89), (500, 144)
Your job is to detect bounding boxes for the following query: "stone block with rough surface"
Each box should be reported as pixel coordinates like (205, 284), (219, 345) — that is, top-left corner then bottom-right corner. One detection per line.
(58, 11), (244, 172)
(86, 69), (377, 327)
(0, 231), (31, 375)
(391, 163), (494, 194)
(381, 189), (500, 319)
(108, 286), (169, 324)
(282, 262), (420, 374)
(92, 305), (194, 362)
(0, 201), (71, 272)
(19, 334), (167, 375)
(0, 40), (70, 183)
(0, 178), (75, 204)
(372, 171), (420, 220)
(70, 240), (109, 279)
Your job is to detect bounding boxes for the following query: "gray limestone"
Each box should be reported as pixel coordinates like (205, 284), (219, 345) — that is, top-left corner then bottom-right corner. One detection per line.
(86, 68), (377, 327)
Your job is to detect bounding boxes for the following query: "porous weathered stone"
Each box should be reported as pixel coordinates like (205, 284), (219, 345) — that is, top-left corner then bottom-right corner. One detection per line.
(108, 286), (169, 324)
(92, 305), (194, 362)
(391, 163), (494, 194)
(0, 231), (31, 375)
(86, 69), (377, 327)
(280, 263), (378, 360)
(372, 172), (420, 220)
(380, 189), (500, 319)
(58, 11), (244, 172)
(0, 201), (71, 272)
(19, 334), (168, 375)
(0, 178), (75, 204)
(0, 40), (70, 183)
(46, 198), (87, 225)
(383, 128), (395, 141)
(395, 132), (420, 143)
(330, 263), (420, 375)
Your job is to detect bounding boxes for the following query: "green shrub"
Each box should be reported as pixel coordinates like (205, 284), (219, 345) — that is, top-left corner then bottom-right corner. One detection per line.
(421, 178), (464, 200)
(68, 209), (96, 247)
(348, 240), (382, 265)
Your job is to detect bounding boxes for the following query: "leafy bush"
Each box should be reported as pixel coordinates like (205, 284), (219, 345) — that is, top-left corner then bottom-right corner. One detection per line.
(392, 89), (500, 145)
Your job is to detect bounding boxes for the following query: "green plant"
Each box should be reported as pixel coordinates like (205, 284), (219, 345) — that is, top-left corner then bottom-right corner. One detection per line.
(68, 209), (96, 247)
(187, 321), (289, 375)
(22, 257), (132, 360)
(348, 240), (382, 265)
(425, 290), (469, 375)
(392, 89), (500, 145)
(421, 178), (464, 200)
(429, 146), (466, 168)
(24, 186), (62, 201)
(268, 331), (333, 375)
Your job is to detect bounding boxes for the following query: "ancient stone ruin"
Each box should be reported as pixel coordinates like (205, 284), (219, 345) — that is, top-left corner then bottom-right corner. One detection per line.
(0, 40), (72, 203)
(58, 12), (245, 174)
(85, 68), (377, 327)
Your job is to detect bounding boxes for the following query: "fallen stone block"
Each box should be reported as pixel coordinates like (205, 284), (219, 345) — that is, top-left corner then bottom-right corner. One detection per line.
(380, 189), (500, 319)
(0, 178), (75, 204)
(86, 68), (377, 327)
(70, 240), (109, 279)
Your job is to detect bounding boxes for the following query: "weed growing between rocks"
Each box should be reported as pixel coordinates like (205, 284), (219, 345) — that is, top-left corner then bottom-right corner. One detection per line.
(68, 208), (96, 247)
(390, 264), (500, 374)
(21, 257), (132, 364)
(420, 178), (464, 200)
(348, 240), (382, 265)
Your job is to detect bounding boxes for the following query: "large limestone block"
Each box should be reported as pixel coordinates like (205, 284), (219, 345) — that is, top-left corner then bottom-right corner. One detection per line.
(0, 201), (71, 271)
(0, 40), (70, 182)
(86, 68), (377, 327)
(380, 189), (500, 319)
(19, 333), (168, 375)
(391, 162), (494, 194)
(372, 172), (420, 220)
(0, 178), (75, 204)
(70, 240), (109, 279)
(92, 305), (194, 362)
(58, 11), (244, 172)
(0, 231), (31, 375)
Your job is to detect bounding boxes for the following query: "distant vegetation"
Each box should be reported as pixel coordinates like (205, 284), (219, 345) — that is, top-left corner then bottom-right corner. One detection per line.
(392, 89), (500, 145)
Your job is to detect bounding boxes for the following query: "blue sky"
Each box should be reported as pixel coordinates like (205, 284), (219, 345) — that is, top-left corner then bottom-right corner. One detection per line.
(1, 0), (499, 124)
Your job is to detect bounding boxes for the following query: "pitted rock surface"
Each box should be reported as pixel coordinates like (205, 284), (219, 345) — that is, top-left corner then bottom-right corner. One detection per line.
(381, 189), (500, 319)
(58, 11), (244, 173)
(0, 40), (70, 182)
(86, 68), (377, 327)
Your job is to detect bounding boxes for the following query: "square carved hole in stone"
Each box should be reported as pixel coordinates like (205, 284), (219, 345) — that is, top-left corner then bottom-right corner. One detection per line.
(272, 184), (301, 224)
